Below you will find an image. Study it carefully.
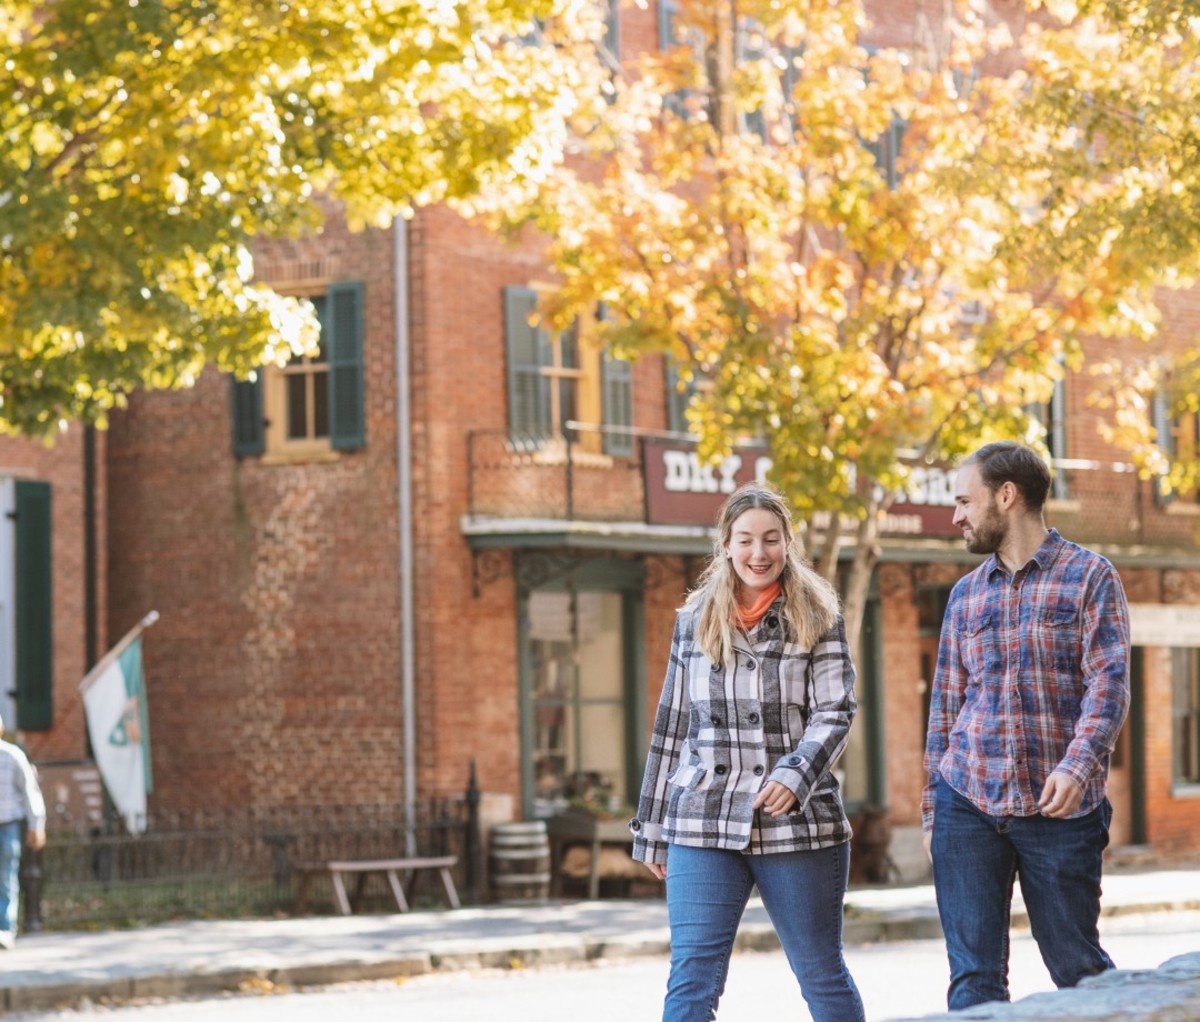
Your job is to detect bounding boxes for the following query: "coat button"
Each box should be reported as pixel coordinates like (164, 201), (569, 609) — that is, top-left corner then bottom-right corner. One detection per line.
(629, 819), (642, 831)
(765, 615), (778, 629)
(714, 764), (728, 776)
(710, 714), (722, 726)
(745, 660), (757, 671)
(787, 755), (800, 766)
(753, 765), (765, 776)
(748, 712), (760, 724)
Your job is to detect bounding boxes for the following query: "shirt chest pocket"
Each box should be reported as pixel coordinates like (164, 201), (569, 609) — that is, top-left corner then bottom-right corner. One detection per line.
(959, 612), (999, 676)
(1031, 607), (1080, 671)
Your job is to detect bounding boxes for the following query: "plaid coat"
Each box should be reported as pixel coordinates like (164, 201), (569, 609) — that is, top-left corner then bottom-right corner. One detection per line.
(630, 598), (857, 864)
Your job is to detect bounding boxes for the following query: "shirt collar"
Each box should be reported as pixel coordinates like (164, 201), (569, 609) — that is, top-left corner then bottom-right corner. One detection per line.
(985, 527), (1063, 580)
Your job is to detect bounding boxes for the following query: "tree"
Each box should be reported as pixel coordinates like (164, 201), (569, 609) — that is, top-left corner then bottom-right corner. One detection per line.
(0, 0), (605, 436)
(476, 0), (1200, 649)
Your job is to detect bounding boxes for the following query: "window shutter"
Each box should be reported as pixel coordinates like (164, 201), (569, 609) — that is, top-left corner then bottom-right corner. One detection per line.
(602, 352), (633, 456)
(604, 0), (619, 57)
(665, 360), (693, 434)
(328, 281), (365, 450)
(14, 480), (52, 731)
(658, 0), (677, 47)
(504, 286), (549, 445)
(1049, 379), (1069, 499)
(1153, 389), (1174, 506)
(230, 376), (264, 458)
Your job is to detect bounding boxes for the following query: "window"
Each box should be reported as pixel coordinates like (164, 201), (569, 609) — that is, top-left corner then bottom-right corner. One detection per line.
(503, 286), (632, 455)
(1153, 387), (1200, 506)
(231, 281), (365, 458)
(1172, 648), (1200, 785)
(1029, 376), (1069, 500)
(526, 587), (631, 817)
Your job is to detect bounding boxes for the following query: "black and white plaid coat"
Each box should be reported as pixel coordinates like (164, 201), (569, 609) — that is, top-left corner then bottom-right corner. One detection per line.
(630, 597), (857, 864)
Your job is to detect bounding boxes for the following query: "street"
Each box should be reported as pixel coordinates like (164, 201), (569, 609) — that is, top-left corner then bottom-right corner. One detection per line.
(11, 910), (1200, 1022)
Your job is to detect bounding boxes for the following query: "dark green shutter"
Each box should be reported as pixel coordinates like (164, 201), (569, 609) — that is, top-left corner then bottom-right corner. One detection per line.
(665, 360), (693, 434)
(602, 352), (633, 456)
(327, 281), (365, 450)
(504, 286), (549, 445)
(14, 481), (52, 731)
(605, 0), (619, 56)
(230, 376), (264, 457)
(1154, 390), (1174, 506)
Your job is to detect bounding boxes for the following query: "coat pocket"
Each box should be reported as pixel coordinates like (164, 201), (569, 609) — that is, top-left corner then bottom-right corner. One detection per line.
(667, 762), (706, 791)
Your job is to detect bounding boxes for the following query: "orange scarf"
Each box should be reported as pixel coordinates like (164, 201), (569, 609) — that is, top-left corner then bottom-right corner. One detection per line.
(737, 581), (782, 631)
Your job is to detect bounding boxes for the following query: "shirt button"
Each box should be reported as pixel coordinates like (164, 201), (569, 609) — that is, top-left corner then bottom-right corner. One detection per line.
(714, 764), (728, 776)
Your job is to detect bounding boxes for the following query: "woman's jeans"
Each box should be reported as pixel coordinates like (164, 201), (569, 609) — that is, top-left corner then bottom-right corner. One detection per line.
(0, 820), (23, 934)
(931, 782), (1114, 1010)
(662, 842), (864, 1022)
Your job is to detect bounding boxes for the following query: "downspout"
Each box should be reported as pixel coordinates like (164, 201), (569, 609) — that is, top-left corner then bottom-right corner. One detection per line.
(394, 217), (417, 855)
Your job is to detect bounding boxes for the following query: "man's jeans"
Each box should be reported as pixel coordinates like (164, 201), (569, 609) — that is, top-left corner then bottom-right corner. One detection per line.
(0, 820), (23, 934)
(662, 842), (865, 1022)
(931, 782), (1114, 1010)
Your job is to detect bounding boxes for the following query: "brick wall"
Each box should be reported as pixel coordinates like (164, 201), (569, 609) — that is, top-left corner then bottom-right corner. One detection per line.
(105, 208), (406, 811)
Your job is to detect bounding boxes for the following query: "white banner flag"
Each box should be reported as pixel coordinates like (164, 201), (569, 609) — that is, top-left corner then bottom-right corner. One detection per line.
(80, 612), (157, 835)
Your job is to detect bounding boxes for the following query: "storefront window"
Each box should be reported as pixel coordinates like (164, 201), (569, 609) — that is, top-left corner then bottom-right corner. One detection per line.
(528, 589), (628, 817)
(1172, 647), (1200, 785)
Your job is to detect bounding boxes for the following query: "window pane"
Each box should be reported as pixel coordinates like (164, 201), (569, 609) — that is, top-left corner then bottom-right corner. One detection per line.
(578, 703), (627, 806)
(286, 373), (308, 439)
(313, 367), (329, 437)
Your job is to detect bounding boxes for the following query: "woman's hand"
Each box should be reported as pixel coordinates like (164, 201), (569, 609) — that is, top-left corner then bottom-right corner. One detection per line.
(644, 862), (667, 880)
(752, 780), (798, 818)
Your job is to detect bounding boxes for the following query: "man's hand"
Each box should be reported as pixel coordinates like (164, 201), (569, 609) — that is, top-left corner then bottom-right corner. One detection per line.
(26, 828), (45, 851)
(1038, 771), (1084, 818)
(644, 862), (666, 880)
(752, 780), (798, 818)
(922, 829), (933, 864)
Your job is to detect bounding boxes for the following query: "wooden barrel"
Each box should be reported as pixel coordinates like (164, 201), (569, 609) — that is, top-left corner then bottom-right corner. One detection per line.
(489, 821), (551, 903)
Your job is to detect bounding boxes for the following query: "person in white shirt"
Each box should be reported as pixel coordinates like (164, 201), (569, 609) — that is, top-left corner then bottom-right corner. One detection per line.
(0, 712), (47, 949)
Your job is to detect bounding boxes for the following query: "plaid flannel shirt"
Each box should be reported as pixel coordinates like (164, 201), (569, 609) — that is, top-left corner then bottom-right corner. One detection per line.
(630, 598), (856, 864)
(922, 529), (1131, 830)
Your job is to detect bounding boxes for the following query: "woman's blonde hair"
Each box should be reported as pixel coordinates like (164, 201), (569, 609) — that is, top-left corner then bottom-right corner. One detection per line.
(687, 483), (840, 664)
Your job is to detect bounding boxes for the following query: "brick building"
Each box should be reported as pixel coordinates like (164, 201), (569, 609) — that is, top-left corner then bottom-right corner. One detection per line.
(8, 1), (1200, 872)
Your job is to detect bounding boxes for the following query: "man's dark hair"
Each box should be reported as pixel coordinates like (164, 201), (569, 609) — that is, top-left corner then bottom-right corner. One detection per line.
(966, 441), (1052, 513)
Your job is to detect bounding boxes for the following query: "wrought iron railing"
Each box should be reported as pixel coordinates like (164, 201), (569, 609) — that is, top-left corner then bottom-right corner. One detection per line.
(24, 777), (483, 932)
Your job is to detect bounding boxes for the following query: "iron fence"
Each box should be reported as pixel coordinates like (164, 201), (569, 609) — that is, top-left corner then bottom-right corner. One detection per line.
(24, 782), (482, 932)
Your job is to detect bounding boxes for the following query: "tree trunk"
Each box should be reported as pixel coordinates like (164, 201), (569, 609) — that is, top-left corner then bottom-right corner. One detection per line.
(842, 511), (881, 657)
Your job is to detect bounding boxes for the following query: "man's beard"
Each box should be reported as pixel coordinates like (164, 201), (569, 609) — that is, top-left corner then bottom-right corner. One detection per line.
(964, 501), (1006, 555)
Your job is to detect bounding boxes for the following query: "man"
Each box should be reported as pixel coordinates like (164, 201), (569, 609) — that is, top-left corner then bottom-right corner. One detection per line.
(922, 441), (1130, 1010)
(0, 712), (46, 949)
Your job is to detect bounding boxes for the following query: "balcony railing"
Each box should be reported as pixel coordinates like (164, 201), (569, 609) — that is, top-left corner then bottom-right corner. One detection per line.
(466, 426), (647, 523)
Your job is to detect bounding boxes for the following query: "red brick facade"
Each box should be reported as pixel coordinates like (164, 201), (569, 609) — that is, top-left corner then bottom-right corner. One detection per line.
(13, 1), (1200, 867)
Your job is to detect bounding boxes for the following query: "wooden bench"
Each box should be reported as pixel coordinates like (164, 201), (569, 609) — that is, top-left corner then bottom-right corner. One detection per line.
(294, 856), (461, 915)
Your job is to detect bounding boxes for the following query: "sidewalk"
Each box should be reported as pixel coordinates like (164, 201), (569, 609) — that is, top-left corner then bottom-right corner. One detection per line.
(2, 867), (1199, 1014)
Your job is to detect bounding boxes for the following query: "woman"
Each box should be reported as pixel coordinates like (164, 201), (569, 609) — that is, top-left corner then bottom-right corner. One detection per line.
(629, 483), (865, 1022)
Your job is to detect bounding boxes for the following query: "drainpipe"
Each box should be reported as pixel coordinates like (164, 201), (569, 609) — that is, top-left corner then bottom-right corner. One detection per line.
(394, 216), (417, 856)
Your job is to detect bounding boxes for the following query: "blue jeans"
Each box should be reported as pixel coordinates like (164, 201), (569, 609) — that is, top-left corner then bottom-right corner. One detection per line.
(0, 820), (22, 934)
(662, 842), (864, 1022)
(931, 782), (1114, 1010)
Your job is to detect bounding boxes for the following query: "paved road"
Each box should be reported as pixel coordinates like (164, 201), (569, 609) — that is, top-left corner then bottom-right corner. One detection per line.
(12, 910), (1200, 1021)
